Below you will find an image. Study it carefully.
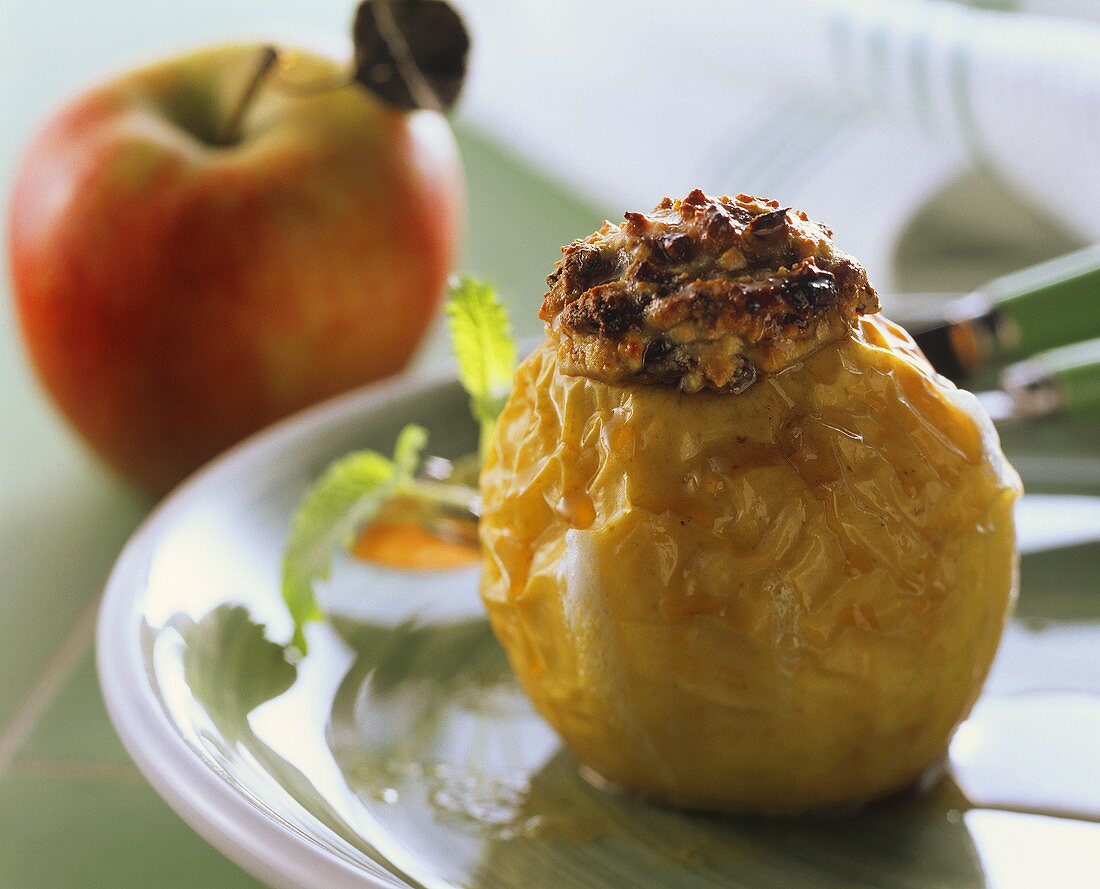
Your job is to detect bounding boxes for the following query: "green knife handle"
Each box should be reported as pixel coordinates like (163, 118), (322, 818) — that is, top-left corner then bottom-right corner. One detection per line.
(985, 244), (1100, 358)
(1043, 338), (1100, 418)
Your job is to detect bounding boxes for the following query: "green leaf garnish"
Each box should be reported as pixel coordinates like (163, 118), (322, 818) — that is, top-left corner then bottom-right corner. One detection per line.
(281, 276), (518, 654)
(445, 277), (517, 458)
(281, 424), (427, 653)
(392, 423), (429, 479)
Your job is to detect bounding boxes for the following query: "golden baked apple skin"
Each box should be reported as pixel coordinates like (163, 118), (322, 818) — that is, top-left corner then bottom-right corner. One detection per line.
(479, 314), (1021, 814)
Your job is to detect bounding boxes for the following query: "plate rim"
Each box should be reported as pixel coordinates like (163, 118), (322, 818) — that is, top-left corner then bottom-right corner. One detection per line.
(96, 368), (458, 889)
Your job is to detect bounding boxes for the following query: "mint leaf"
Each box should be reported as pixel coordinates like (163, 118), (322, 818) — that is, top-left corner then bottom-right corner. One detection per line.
(281, 424), (427, 653)
(280, 277), (516, 653)
(445, 277), (517, 458)
(393, 423), (429, 480)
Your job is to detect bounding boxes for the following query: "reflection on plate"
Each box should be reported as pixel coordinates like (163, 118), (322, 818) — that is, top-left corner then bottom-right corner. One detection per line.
(98, 372), (1100, 889)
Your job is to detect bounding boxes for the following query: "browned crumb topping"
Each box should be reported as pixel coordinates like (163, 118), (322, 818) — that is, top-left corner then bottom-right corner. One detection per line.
(540, 190), (880, 393)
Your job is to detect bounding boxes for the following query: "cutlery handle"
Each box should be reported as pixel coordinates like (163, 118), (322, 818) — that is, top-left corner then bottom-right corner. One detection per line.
(985, 244), (1100, 359)
(913, 245), (1100, 382)
(1002, 337), (1100, 419)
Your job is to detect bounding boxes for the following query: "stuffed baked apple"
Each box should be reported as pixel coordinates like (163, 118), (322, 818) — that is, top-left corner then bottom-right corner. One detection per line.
(478, 190), (1021, 814)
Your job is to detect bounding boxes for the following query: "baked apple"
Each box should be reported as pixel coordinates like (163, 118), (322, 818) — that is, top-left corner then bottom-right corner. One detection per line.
(478, 190), (1021, 814)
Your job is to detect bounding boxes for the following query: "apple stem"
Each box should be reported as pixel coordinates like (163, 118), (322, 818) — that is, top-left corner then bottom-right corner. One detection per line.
(218, 45), (280, 146)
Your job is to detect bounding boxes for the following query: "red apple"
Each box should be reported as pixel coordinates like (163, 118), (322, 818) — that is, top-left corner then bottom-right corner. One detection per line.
(9, 44), (462, 494)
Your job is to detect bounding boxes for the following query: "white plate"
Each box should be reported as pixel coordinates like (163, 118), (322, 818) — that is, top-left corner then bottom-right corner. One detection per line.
(98, 369), (1100, 889)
